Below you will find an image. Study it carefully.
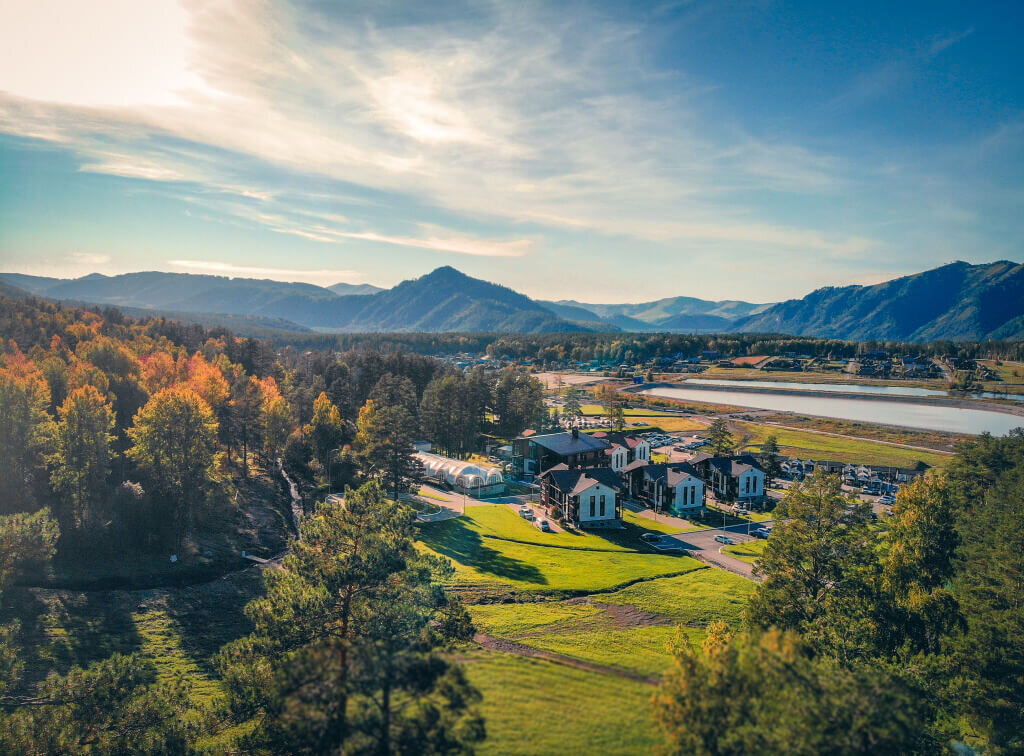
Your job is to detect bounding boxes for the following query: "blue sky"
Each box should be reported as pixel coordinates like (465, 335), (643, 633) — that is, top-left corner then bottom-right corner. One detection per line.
(0, 0), (1021, 302)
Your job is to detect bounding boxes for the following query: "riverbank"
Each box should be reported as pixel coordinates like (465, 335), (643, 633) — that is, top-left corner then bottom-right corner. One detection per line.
(626, 381), (1024, 419)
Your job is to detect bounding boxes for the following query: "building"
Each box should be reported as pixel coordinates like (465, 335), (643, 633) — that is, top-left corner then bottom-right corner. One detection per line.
(415, 451), (505, 496)
(538, 465), (622, 528)
(590, 431), (651, 472)
(513, 429), (612, 477)
(693, 454), (767, 503)
(635, 462), (705, 516)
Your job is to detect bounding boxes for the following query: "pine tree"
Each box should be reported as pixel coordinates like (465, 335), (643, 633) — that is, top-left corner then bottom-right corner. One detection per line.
(216, 480), (484, 754)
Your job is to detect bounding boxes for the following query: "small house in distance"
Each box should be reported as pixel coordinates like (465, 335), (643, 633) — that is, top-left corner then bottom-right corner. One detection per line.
(513, 429), (612, 477)
(538, 465), (622, 528)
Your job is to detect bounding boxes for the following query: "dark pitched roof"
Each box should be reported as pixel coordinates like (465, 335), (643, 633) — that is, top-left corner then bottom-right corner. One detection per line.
(705, 454), (765, 477)
(527, 432), (611, 456)
(543, 467), (622, 495)
(643, 462), (701, 485)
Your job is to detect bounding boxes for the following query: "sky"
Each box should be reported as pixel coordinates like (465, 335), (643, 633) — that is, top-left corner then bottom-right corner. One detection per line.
(0, 0), (1021, 304)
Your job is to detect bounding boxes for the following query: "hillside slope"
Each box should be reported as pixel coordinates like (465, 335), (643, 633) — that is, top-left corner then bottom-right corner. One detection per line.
(734, 261), (1024, 341)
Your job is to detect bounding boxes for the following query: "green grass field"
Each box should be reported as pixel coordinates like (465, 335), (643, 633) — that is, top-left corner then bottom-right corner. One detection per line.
(598, 568), (754, 625)
(467, 566), (751, 684)
(723, 540), (766, 564)
(417, 505), (698, 592)
(735, 421), (949, 468)
(463, 652), (660, 756)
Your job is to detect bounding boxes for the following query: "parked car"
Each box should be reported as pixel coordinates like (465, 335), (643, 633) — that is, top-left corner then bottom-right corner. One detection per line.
(518, 505), (534, 521)
(878, 495), (896, 506)
(640, 532), (661, 543)
(534, 518), (551, 532)
(735, 507), (749, 515)
(754, 527), (771, 539)
(714, 535), (734, 545)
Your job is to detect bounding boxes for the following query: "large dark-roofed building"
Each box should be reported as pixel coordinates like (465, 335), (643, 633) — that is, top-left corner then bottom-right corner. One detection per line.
(513, 429), (612, 476)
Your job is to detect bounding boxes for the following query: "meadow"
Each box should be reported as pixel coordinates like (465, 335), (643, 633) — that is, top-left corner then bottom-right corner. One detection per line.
(734, 421), (950, 468)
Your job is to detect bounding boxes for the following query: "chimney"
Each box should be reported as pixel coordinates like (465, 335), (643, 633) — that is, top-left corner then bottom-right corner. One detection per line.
(572, 427), (579, 439)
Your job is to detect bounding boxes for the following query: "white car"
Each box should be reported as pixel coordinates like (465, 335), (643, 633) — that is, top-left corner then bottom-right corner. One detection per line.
(714, 535), (734, 545)
(519, 505), (535, 521)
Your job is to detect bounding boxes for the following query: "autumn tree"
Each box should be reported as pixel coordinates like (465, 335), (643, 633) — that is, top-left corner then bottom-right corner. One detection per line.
(127, 387), (219, 544)
(306, 391), (345, 476)
(216, 480), (483, 754)
(356, 399), (421, 500)
(47, 385), (115, 533)
(0, 360), (54, 513)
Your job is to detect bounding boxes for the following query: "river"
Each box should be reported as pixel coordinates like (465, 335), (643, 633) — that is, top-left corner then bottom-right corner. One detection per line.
(641, 385), (1024, 436)
(685, 378), (1024, 402)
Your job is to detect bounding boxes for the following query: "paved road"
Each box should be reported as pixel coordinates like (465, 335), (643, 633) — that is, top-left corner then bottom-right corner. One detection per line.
(657, 522), (773, 580)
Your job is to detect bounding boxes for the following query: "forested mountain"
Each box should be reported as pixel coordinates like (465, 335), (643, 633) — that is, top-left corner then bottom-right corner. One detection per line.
(3, 260), (1023, 340)
(734, 261), (1024, 341)
(542, 295), (773, 332)
(0, 267), (606, 333)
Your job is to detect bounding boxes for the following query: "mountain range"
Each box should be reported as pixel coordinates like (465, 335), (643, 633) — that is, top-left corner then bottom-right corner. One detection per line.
(1, 260), (1022, 341)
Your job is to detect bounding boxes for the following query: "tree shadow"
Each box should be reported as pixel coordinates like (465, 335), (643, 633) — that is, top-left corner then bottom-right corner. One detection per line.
(156, 566), (264, 683)
(2, 587), (144, 691)
(418, 518), (548, 585)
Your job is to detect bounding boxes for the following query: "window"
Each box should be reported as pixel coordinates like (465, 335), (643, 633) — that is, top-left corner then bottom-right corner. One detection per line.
(600, 495), (606, 517)
(691, 485), (697, 505)
(745, 476), (750, 493)
(590, 496), (596, 517)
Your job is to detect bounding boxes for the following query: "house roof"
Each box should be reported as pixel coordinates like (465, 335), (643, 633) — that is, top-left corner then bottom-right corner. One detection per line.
(643, 462), (701, 486)
(543, 467), (622, 496)
(621, 459), (650, 473)
(704, 454), (765, 477)
(591, 431), (645, 449)
(527, 432), (611, 456)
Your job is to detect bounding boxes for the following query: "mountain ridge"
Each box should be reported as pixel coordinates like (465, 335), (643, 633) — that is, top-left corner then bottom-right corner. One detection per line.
(2, 260), (1022, 340)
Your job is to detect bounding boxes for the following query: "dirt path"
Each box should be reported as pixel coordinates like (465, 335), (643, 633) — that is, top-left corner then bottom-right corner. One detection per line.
(473, 634), (658, 684)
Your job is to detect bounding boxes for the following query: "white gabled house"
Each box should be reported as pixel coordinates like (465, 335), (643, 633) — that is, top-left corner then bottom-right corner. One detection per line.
(538, 465), (623, 528)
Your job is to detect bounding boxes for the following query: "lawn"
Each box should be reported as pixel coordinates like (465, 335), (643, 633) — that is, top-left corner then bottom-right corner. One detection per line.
(523, 624), (695, 678)
(462, 651), (661, 756)
(759, 414), (959, 452)
(467, 566), (749, 679)
(417, 506), (698, 592)
(723, 540), (766, 564)
(735, 422), (950, 468)
(598, 568), (754, 626)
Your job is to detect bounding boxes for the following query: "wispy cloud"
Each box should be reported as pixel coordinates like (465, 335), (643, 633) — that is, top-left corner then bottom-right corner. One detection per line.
(167, 259), (358, 283)
(0, 0), (867, 257)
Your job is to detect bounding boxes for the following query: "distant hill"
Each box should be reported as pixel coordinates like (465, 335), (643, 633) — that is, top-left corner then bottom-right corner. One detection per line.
(541, 295), (773, 333)
(733, 261), (1024, 341)
(3, 260), (1022, 340)
(0, 267), (606, 334)
(328, 282), (384, 296)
